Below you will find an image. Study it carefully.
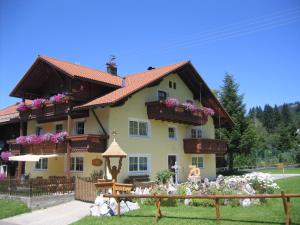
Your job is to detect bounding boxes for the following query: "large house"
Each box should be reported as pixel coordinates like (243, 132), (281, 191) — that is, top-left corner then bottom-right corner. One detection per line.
(0, 55), (234, 182)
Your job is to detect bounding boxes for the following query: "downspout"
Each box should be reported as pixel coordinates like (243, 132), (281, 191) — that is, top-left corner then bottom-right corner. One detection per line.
(91, 108), (108, 136)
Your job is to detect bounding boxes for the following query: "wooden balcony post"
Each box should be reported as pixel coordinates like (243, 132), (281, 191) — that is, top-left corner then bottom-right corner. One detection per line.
(17, 121), (24, 179)
(66, 114), (72, 178)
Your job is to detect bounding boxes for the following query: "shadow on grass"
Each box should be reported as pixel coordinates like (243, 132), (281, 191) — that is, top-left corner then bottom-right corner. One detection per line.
(122, 214), (300, 225)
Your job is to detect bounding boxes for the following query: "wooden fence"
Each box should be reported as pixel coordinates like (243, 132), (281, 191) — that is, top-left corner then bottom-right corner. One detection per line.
(75, 177), (98, 202)
(103, 192), (300, 225)
(0, 177), (75, 196)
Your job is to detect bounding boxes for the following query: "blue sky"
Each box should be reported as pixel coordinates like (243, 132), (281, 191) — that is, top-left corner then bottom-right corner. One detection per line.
(0, 0), (299, 111)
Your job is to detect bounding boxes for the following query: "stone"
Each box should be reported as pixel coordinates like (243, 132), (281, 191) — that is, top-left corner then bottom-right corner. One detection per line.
(126, 201), (140, 210)
(241, 198), (251, 207)
(95, 194), (104, 206)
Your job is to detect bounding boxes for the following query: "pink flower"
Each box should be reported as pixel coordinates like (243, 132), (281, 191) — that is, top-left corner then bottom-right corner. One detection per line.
(182, 102), (197, 112)
(49, 94), (67, 104)
(16, 136), (27, 145)
(202, 107), (215, 116)
(31, 135), (43, 145)
(41, 133), (53, 142)
(165, 98), (179, 108)
(1, 151), (12, 161)
(31, 98), (46, 109)
(16, 102), (29, 112)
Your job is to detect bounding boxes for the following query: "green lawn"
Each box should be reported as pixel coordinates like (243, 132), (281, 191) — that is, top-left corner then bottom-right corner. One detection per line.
(256, 167), (300, 174)
(72, 176), (300, 225)
(0, 199), (31, 219)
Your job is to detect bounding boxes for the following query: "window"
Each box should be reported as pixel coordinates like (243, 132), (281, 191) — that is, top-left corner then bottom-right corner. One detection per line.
(55, 124), (63, 133)
(191, 128), (202, 138)
(129, 120), (149, 137)
(75, 121), (85, 135)
(169, 81), (172, 88)
(158, 90), (167, 101)
(192, 156), (204, 168)
(70, 157), (84, 172)
(35, 158), (48, 170)
(129, 156), (149, 173)
(168, 127), (176, 140)
(173, 82), (176, 89)
(36, 127), (43, 135)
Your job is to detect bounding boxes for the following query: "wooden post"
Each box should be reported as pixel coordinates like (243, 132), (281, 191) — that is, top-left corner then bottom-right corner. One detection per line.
(112, 179), (116, 195)
(66, 114), (72, 178)
(215, 198), (220, 224)
(117, 197), (120, 216)
(281, 191), (291, 225)
(286, 197), (291, 225)
(17, 122), (24, 179)
(154, 195), (162, 222)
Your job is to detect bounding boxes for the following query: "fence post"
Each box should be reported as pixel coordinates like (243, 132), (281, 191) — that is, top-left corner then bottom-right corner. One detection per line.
(117, 197), (120, 216)
(215, 198), (220, 224)
(154, 194), (162, 222)
(281, 191), (291, 225)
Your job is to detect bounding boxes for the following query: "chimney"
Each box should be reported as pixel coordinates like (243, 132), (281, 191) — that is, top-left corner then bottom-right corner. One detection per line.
(106, 55), (117, 75)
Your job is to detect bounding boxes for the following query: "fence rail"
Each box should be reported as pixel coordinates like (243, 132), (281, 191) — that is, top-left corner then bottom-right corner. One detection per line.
(103, 192), (300, 225)
(0, 177), (75, 196)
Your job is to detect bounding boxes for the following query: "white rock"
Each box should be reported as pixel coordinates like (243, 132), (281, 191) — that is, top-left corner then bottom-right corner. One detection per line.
(120, 201), (130, 214)
(95, 194), (104, 206)
(90, 205), (101, 217)
(143, 188), (150, 195)
(241, 198), (251, 207)
(126, 201), (140, 210)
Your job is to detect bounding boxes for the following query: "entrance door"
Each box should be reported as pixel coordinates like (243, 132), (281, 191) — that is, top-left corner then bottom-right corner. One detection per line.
(168, 155), (177, 182)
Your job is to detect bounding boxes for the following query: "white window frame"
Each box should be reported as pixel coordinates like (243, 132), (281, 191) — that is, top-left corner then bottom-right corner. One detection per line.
(128, 154), (151, 175)
(191, 128), (202, 138)
(191, 155), (204, 169)
(128, 118), (151, 138)
(70, 156), (84, 172)
(74, 120), (85, 135)
(168, 126), (177, 140)
(35, 158), (48, 171)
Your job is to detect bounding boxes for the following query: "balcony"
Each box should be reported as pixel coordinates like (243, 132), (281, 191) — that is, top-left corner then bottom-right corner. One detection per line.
(146, 101), (207, 125)
(19, 103), (89, 123)
(8, 134), (108, 154)
(183, 138), (227, 154)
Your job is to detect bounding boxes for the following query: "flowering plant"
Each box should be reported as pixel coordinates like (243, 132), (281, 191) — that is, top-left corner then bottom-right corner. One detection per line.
(165, 98), (179, 108)
(182, 102), (197, 112)
(50, 131), (68, 144)
(49, 94), (67, 104)
(1, 151), (12, 161)
(31, 98), (46, 109)
(15, 132), (68, 145)
(202, 107), (215, 116)
(16, 102), (30, 112)
(16, 136), (27, 145)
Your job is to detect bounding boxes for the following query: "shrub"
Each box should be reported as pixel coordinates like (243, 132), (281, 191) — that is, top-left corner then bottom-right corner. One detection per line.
(190, 198), (214, 207)
(155, 170), (174, 185)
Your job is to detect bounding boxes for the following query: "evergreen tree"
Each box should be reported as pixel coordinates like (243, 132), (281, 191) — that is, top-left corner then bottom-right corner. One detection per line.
(281, 103), (292, 125)
(263, 104), (276, 132)
(273, 105), (281, 125)
(218, 73), (257, 170)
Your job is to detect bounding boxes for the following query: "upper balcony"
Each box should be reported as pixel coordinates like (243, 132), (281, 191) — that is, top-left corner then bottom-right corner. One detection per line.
(8, 134), (108, 155)
(19, 102), (89, 123)
(183, 138), (227, 154)
(145, 101), (207, 126)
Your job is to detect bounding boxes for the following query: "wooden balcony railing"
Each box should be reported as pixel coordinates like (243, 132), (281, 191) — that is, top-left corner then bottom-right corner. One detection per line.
(19, 103), (89, 123)
(145, 101), (207, 125)
(183, 138), (227, 154)
(8, 134), (108, 154)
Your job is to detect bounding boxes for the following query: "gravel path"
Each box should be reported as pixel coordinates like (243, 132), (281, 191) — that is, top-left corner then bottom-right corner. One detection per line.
(271, 174), (300, 180)
(0, 200), (92, 225)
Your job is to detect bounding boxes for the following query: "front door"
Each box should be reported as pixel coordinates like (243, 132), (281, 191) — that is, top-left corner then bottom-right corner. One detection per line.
(168, 155), (177, 182)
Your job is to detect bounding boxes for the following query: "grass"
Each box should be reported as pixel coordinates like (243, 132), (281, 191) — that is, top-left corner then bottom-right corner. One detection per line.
(0, 199), (31, 219)
(72, 176), (300, 225)
(256, 167), (300, 174)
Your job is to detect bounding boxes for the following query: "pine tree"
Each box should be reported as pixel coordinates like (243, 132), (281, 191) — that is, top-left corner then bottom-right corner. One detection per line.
(263, 104), (276, 132)
(218, 73), (257, 170)
(281, 103), (292, 125)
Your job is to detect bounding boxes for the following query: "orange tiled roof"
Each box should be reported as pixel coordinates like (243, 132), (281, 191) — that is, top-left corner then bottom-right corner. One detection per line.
(0, 104), (18, 117)
(77, 61), (189, 109)
(40, 55), (123, 87)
